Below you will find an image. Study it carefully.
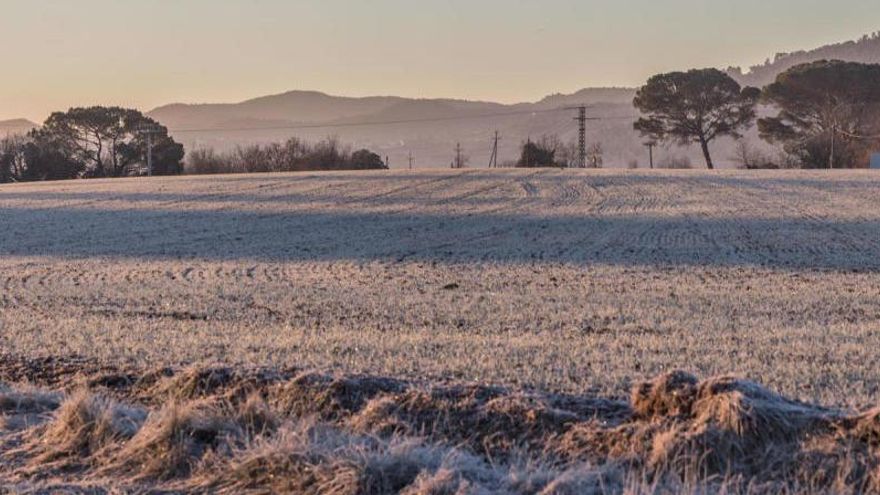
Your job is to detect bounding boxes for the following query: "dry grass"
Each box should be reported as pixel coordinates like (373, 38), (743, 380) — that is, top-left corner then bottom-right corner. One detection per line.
(102, 400), (240, 481)
(0, 383), (61, 416)
(28, 391), (144, 466)
(0, 367), (878, 493)
(2, 170), (880, 407)
(3, 169), (880, 491)
(0, 384), (61, 450)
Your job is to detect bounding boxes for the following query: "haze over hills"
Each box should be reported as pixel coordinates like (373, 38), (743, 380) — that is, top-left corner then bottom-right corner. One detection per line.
(144, 31), (879, 169)
(726, 31), (880, 87)
(0, 118), (38, 136)
(6, 31), (879, 168)
(147, 90), (644, 169)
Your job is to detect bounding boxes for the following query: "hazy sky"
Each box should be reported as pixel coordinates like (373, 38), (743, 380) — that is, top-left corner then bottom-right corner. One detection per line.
(2, 0), (878, 121)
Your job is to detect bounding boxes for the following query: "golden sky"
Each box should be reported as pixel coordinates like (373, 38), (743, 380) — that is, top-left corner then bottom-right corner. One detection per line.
(2, 0), (878, 121)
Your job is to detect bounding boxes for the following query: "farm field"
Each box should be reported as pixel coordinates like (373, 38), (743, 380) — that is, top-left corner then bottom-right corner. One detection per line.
(3, 169), (880, 492)
(3, 169), (880, 405)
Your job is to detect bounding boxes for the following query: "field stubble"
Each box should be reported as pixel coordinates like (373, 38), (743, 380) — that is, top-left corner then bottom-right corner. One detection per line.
(4, 169), (880, 492)
(2, 169), (880, 407)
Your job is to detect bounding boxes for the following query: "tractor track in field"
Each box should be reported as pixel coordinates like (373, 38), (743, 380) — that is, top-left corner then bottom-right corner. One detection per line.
(5, 169), (880, 322)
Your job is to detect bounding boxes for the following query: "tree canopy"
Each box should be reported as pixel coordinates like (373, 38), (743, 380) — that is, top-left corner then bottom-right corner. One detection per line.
(759, 60), (880, 169)
(349, 149), (388, 170)
(517, 137), (563, 168)
(634, 68), (760, 169)
(31, 107), (184, 177)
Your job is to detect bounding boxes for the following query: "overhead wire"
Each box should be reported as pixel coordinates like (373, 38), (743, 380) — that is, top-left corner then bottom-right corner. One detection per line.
(165, 107), (634, 134)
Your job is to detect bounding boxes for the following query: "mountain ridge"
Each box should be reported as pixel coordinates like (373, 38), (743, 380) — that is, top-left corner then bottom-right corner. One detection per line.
(146, 29), (880, 135)
(727, 31), (880, 87)
(0, 118), (38, 136)
(6, 31), (879, 167)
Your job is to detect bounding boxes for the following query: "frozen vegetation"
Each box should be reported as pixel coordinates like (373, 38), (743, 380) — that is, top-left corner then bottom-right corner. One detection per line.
(2, 169), (880, 492)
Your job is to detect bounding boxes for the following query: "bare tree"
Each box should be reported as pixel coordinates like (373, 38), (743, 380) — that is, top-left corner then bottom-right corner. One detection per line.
(731, 140), (778, 169)
(185, 136), (388, 175)
(556, 139), (580, 168)
(0, 135), (29, 182)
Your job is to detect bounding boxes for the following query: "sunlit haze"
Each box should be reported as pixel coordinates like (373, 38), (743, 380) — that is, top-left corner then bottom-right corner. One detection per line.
(1, 0), (879, 121)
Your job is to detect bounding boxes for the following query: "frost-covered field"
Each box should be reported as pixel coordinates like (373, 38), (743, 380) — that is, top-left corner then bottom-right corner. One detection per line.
(2, 169), (880, 407)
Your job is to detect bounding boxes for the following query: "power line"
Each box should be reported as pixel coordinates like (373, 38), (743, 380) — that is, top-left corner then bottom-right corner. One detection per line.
(164, 107), (633, 134)
(167, 107), (570, 133)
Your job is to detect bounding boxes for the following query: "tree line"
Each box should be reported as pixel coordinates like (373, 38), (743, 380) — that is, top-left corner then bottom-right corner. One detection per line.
(633, 60), (880, 169)
(186, 137), (387, 175)
(485, 59), (880, 171)
(0, 108), (388, 183)
(3, 59), (879, 181)
(1, 107), (183, 183)
(0, 107), (184, 182)
(727, 32), (880, 87)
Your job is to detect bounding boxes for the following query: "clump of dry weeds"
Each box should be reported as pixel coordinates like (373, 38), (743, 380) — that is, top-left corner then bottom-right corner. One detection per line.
(641, 372), (840, 477)
(268, 371), (405, 421)
(1, 367), (880, 494)
(349, 386), (591, 458)
(0, 382), (62, 416)
(25, 390), (145, 469)
(100, 400), (240, 481)
(206, 419), (619, 495)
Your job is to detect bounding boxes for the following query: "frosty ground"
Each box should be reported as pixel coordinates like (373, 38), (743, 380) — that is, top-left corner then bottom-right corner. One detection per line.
(2, 169), (880, 408)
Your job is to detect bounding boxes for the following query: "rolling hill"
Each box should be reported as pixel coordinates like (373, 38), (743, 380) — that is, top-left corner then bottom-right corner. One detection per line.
(6, 31), (878, 168)
(147, 89), (647, 169)
(145, 31), (880, 169)
(727, 31), (880, 87)
(0, 118), (38, 136)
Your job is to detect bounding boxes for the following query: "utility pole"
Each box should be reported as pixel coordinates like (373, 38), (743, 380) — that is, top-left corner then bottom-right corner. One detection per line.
(453, 143), (464, 169)
(489, 131), (500, 168)
(137, 124), (162, 176)
(408, 152), (414, 170)
(644, 141), (656, 169)
(575, 106), (587, 168)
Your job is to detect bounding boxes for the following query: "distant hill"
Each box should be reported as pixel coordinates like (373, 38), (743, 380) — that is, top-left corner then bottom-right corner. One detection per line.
(0, 118), (38, 136)
(147, 31), (879, 169)
(727, 32), (880, 87)
(149, 91), (514, 132)
(150, 91), (406, 130)
(535, 88), (636, 108)
(147, 90), (647, 169)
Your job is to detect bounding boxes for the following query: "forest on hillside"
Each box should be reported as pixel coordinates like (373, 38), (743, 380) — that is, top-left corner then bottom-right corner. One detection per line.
(727, 32), (880, 87)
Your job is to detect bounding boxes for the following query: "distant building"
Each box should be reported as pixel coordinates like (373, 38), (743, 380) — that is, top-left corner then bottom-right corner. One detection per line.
(872, 153), (880, 169)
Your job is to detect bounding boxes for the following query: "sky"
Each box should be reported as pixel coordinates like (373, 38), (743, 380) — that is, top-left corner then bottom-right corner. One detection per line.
(1, 0), (878, 121)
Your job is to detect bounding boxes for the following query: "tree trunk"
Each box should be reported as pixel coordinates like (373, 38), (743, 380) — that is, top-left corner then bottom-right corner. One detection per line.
(111, 139), (119, 176)
(94, 131), (104, 177)
(699, 137), (714, 170)
(828, 127), (835, 169)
